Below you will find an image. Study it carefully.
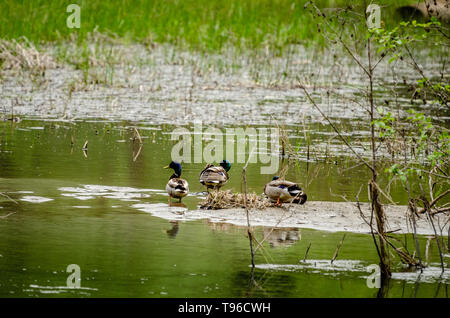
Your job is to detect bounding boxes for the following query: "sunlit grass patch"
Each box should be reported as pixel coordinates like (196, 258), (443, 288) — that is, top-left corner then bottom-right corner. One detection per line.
(0, 0), (416, 52)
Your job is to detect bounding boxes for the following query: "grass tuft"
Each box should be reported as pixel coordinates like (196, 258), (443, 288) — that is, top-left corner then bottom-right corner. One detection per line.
(0, 37), (56, 76)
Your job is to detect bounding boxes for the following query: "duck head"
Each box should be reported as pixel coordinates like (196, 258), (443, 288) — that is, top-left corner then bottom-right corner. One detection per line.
(164, 161), (182, 177)
(219, 159), (231, 172)
(293, 192), (307, 205)
(272, 176), (280, 181)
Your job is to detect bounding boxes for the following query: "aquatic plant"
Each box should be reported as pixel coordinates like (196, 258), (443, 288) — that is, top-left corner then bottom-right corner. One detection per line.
(302, 0), (449, 285)
(0, 0), (418, 52)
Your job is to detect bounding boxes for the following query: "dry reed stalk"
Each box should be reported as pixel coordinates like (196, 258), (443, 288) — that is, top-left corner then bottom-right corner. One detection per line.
(270, 115), (294, 158)
(133, 127), (143, 144)
(0, 38), (56, 75)
(133, 144), (143, 162)
(82, 140), (88, 158)
(277, 159), (289, 180)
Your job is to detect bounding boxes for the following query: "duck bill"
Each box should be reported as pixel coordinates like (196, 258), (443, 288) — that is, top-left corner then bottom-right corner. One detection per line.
(163, 165), (170, 169)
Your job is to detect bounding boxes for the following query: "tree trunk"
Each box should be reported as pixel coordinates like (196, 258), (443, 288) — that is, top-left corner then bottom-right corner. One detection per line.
(370, 180), (391, 279)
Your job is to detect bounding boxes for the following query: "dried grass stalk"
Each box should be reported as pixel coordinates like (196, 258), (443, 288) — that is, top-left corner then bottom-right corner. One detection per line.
(0, 37), (56, 75)
(200, 190), (271, 210)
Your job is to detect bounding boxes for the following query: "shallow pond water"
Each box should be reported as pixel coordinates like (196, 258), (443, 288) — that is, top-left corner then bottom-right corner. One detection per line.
(0, 119), (448, 297)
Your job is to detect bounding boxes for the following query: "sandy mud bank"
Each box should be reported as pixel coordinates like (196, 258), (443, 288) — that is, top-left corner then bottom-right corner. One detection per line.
(133, 200), (445, 235)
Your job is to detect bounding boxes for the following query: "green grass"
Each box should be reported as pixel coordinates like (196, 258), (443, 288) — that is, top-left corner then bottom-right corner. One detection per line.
(0, 0), (415, 51)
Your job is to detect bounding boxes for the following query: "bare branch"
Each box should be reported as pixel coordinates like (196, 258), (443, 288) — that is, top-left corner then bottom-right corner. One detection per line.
(300, 83), (374, 173)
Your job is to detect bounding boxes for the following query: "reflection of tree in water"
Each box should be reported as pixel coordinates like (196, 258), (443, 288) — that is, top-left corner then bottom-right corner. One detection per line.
(165, 221), (179, 239)
(232, 268), (298, 298)
(262, 228), (301, 248)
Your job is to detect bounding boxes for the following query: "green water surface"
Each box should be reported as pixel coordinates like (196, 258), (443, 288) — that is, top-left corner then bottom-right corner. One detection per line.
(0, 119), (448, 298)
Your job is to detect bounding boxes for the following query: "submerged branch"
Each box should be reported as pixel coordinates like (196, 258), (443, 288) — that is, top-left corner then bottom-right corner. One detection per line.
(0, 211), (16, 219)
(0, 192), (19, 204)
(331, 234), (346, 264)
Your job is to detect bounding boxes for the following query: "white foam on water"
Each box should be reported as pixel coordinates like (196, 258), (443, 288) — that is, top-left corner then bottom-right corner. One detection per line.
(37, 290), (62, 294)
(72, 206), (91, 209)
(20, 196), (53, 203)
(132, 203), (206, 222)
(256, 261), (450, 284)
(102, 192), (150, 200)
(61, 193), (95, 200)
(130, 126), (161, 131)
(255, 260), (367, 274)
(390, 267), (450, 284)
(86, 185), (155, 193)
(29, 284), (98, 292)
(59, 184), (160, 202)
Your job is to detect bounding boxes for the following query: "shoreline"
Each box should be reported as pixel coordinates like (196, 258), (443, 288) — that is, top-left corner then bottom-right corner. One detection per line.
(132, 200), (445, 236)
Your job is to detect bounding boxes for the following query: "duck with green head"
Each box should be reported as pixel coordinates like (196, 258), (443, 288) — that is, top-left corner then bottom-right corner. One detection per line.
(199, 159), (231, 191)
(164, 161), (189, 202)
(264, 176), (307, 206)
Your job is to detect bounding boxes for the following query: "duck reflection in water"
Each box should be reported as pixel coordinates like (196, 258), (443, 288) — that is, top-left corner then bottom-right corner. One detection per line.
(263, 228), (301, 248)
(168, 201), (187, 209)
(165, 221), (179, 239)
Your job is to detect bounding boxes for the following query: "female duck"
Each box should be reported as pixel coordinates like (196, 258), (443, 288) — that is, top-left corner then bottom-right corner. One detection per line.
(164, 161), (189, 202)
(199, 160), (231, 191)
(264, 176), (307, 206)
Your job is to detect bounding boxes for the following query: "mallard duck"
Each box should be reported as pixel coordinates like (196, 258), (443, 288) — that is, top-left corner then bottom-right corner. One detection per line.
(264, 176), (307, 206)
(199, 160), (231, 191)
(164, 161), (189, 202)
